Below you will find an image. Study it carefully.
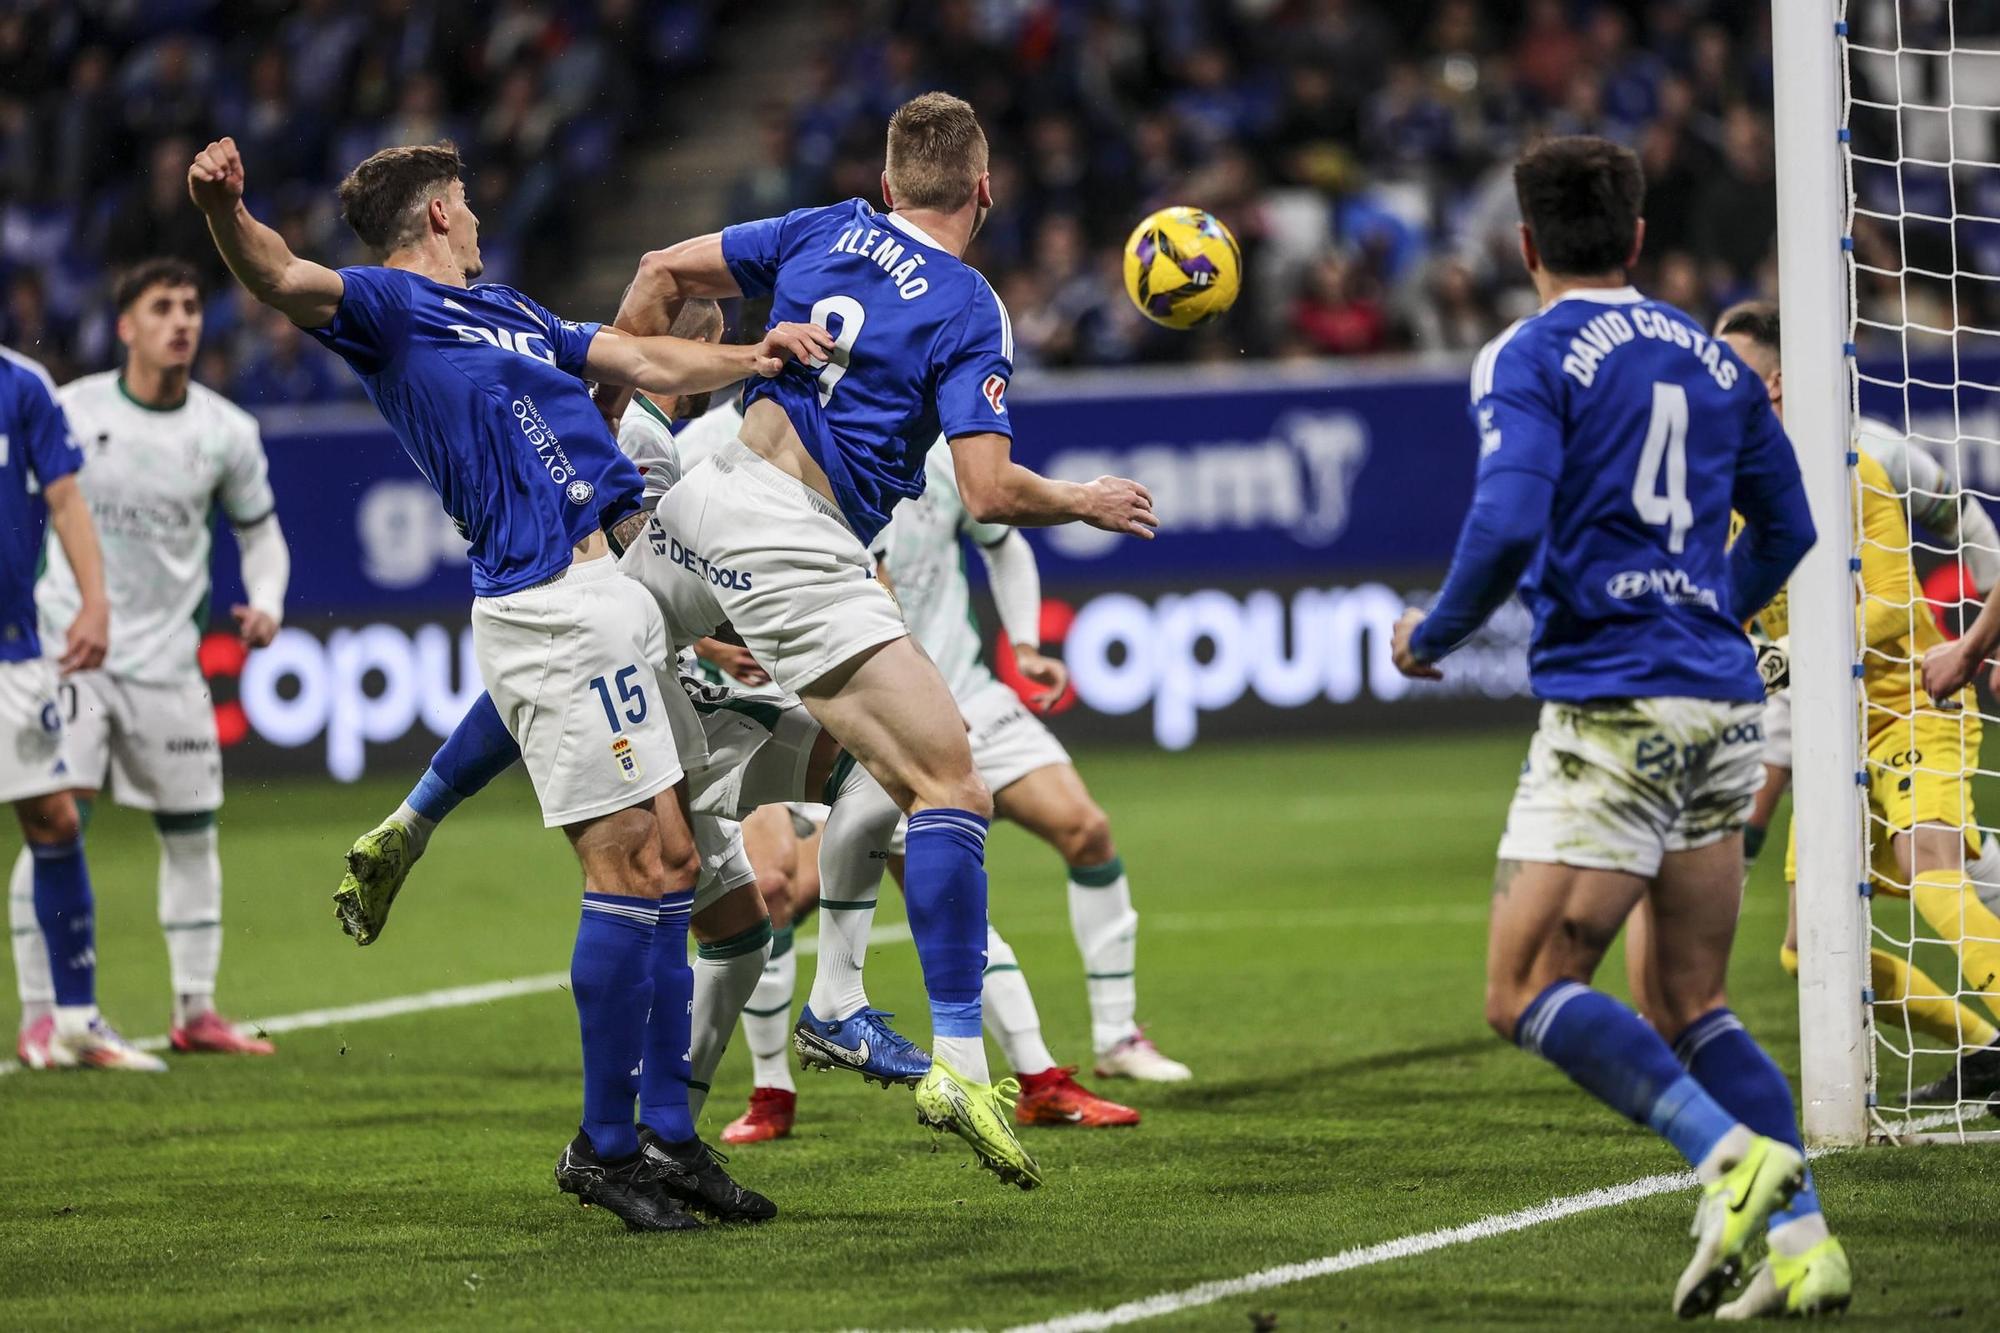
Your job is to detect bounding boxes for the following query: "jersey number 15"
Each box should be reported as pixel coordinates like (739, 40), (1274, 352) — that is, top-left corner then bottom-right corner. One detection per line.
(1632, 381), (1693, 554)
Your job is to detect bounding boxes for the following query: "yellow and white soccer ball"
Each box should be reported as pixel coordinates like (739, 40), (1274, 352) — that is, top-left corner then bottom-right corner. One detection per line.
(1121, 206), (1242, 330)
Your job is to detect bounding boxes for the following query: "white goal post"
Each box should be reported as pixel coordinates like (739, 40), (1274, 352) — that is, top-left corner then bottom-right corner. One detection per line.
(1774, 0), (1872, 1149)
(1779, 0), (2000, 1146)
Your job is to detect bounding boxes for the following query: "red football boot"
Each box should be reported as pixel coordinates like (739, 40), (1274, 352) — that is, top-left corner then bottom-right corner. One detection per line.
(169, 1010), (275, 1055)
(721, 1087), (797, 1144)
(1014, 1066), (1141, 1127)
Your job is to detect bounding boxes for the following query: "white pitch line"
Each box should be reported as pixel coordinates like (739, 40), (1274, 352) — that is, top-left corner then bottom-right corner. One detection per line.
(0, 923), (911, 1075)
(1003, 1110), (1971, 1333)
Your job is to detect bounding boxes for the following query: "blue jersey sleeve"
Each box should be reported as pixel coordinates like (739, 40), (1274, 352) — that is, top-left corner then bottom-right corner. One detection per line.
(1726, 398), (1817, 621)
(18, 369), (81, 488)
(934, 287), (1015, 441)
(1472, 335), (1563, 483)
(720, 211), (796, 298)
(307, 267), (414, 375)
(486, 286), (600, 376)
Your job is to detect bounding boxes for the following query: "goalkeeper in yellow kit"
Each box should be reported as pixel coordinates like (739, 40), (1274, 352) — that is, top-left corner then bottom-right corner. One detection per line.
(1719, 303), (2000, 1111)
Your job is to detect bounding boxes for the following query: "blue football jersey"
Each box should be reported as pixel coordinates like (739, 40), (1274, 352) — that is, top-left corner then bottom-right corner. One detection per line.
(0, 347), (83, 663)
(306, 267), (644, 597)
(722, 199), (1013, 543)
(1471, 288), (1803, 701)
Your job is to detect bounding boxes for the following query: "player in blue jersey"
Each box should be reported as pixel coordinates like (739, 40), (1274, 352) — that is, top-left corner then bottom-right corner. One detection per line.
(188, 135), (830, 1232)
(596, 92), (1156, 1188)
(1, 345), (162, 1072)
(1387, 137), (1849, 1318)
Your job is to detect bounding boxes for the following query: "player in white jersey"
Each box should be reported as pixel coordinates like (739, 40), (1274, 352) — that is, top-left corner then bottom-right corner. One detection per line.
(10, 260), (288, 1063)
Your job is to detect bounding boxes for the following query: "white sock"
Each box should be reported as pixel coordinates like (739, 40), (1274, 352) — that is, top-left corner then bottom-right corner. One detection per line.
(983, 925), (1054, 1076)
(689, 924), (772, 1121)
(9, 846), (54, 1027)
(53, 1004), (98, 1038)
(1695, 1124), (1755, 1185)
(391, 800), (436, 858)
(808, 761), (899, 1021)
(744, 927), (798, 1093)
(1769, 1210), (1832, 1257)
(158, 821), (223, 1020)
(934, 1033), (990, 1082)
(1068, 856), (1140, 1053)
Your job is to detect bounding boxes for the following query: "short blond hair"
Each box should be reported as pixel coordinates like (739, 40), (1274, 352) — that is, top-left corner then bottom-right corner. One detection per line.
(885, 92), (987, 212)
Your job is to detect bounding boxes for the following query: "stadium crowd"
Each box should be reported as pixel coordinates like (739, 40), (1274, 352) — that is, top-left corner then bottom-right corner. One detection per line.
(0, 0), (719, 401)
(1, 0), (1987, 398)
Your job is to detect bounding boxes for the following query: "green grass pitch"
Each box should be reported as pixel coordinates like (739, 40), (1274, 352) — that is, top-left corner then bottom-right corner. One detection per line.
(2, 733), (1996, 1330)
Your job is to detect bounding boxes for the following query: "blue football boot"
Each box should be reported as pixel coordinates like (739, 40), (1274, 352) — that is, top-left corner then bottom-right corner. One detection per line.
(792, 1005), (932, 1087)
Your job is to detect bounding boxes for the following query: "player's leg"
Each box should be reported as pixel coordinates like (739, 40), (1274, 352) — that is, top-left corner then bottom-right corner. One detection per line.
(1897, 822), (2000, 1104)
(982, 919), (1140, 1128)
(474, 564), (706, 1231)
(335, 691), (519, 945)
(993, 759), (1190, 1082)
(653, 459), (1031, 1185)
(110, 673), (269, 1054)
(1745, 688), (1792, 868)
(795, 756), (931, 1085)
(722, 804), (802, 1145)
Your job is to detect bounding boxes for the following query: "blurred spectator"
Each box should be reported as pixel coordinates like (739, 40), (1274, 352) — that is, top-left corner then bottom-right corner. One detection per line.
(1288, 252), (1390, 357)
(1690, 104), (1777, 289)
(0, 0), (727, 400)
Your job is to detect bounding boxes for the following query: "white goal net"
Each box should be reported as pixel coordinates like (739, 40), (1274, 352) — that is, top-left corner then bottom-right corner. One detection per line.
(1783, 0), (2000, 1145)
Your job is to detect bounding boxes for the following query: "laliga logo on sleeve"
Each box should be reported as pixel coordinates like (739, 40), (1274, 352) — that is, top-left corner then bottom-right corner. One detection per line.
(566, 479), (594, 506)
(983, 374), (1007, 415)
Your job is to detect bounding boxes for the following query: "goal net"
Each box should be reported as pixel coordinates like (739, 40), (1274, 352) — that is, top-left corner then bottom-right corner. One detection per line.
(1781, 0), (2000, 1145)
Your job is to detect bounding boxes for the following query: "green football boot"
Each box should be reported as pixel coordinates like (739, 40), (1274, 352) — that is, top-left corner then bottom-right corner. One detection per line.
(333, 817), (420, 946)
(1717, 1237), (1853, 1319)
(913, 1060), (1042, 1190)
(1674, 1135), (1806, 1318)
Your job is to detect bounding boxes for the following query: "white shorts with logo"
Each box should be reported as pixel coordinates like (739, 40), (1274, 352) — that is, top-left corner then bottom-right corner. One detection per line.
(1497, 697), (1766, 878)
(1761, 688), (1793, 770)
(680, 674), (824, 821)
(472, 556), (681, 829)
(887, 679), (1071, 855)
(962, 676), (1071, 794)
(58, 668), (222, 811)
(642, 441), (908, 694)
(0, 658), (72, 804)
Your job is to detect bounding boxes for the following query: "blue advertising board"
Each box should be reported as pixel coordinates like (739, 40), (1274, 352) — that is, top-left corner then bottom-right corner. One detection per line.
(196, 352), (2000, 777)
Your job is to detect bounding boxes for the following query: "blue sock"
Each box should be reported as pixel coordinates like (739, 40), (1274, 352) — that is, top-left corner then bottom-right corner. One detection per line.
(410, 693), (520, 821)
(903, 808), (989, 1039)
(1676, 1008), (1821, 1224)
(31, 836), (96, 1009)
(638, 889), (696, 1144)
(571, 893), (657, 1159)
(1517, 980), (1740, 1169)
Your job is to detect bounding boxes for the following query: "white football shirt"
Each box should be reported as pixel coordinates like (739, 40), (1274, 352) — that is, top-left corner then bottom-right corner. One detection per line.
(38, 373), (275, 684)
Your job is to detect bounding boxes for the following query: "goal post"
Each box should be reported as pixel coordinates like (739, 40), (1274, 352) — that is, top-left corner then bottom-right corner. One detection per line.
(1774, 0), (1872, 1147)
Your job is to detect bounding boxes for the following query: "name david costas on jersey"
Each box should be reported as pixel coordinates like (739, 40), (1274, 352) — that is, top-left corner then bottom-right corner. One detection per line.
(1558, 307), (1740, 391)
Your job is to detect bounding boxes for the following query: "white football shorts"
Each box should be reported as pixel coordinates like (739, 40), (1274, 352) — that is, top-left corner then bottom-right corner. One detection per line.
(57, 668), (222, 811)
(680, 674), (824, 821)
(1761, 687), (1792, 771)
(641, 441), (908, 694)
(962, 677), (1071, 795)
(471, 556), (681, 828)
(1497, 697), (1766, 878)
(0, 657), (73, 804)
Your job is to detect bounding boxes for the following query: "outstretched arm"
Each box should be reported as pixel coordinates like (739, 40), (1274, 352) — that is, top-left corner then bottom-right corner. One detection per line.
(582, 322), (831, 397)
(188, 137), (343, 329)
(598, 235), (744, 421)
(949, 434), (1156, 537)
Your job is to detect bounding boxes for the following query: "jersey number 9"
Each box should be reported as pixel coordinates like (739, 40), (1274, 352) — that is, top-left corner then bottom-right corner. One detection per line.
(809, 295), (867, 407)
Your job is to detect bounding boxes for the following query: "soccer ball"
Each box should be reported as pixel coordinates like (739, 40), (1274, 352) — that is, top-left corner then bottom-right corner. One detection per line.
(1121, 206), (1242, 330)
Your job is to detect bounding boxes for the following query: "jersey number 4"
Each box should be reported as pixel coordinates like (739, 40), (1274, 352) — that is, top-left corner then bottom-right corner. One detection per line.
(810, 295), (866, 407)
(1632, 381), (1693, 554)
